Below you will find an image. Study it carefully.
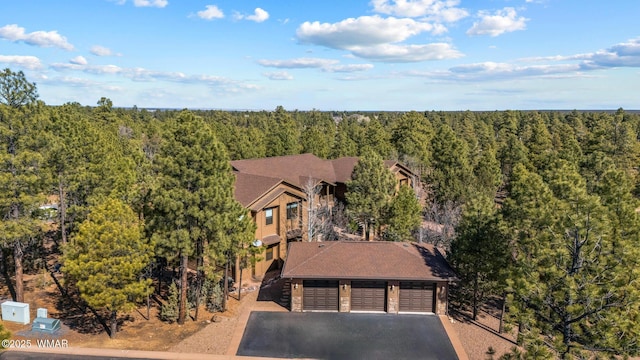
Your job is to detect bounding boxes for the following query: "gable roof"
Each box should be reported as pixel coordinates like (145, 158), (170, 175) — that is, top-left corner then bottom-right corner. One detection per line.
(234, 172), (287, 207)
(232, 153), (337, 188)
(281, 241), (457, 281)
(330, 156), (358, 183)
(232, 153), (415, 188)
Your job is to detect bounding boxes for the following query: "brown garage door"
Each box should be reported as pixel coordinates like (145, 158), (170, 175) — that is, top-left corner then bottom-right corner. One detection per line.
(303, 280), (339, 311)
(399, 282), (435, 313)
(351, 281), (386, 312)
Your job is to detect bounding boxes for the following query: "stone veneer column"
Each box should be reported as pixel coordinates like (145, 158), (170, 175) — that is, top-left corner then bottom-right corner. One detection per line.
(436, 282), (448, 315)
(339, 280), (351, 312)
(387, 281), (399, 314)
(291, 279), (303, 312)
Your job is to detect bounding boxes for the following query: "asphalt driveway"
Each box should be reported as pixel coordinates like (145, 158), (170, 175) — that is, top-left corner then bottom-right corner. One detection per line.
(236, 311), (458, 360)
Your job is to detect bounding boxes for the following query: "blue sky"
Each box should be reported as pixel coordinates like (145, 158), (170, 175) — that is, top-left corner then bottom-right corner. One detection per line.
(1, 0), (639, 111)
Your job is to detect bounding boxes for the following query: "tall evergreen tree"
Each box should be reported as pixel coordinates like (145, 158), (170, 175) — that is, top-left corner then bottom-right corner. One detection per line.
(63, 198), (153, 339)
(360, 118), (392, 158)
(383, 185), (421, 242)
(346, 149), (396, 240)
(0, 68), (38, 107)
(428, 123), (473, 204)
(504, 161), (640, 358)
(266, 106), (301, 157)
(148, 110), (249, 324)
(449, 192), (508, 320)
(390, 111), (433, 169)
(0, 79), (47, 302)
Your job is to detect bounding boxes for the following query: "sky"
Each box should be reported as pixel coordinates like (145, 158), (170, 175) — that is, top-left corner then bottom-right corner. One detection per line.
(1, 0), (639, 111)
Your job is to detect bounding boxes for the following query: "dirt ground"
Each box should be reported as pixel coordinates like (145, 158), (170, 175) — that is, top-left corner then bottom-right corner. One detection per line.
(0, 267), (259, 353)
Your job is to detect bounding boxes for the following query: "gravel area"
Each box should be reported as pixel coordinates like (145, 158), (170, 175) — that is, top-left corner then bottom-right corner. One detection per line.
(168, 288), (260, 354)
(449, 308), (518, 360)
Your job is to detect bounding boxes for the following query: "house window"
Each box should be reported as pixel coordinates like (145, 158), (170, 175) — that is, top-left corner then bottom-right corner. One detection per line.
(266, 246), (273, 261)
(265, 208), (274, 225)
(286, 202), (299, 220)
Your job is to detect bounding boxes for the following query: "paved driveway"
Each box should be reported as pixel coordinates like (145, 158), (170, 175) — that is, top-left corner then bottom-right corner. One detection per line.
(237, 311), (458, 360)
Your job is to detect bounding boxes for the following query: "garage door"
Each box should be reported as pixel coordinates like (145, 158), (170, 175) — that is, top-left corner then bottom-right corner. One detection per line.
(399, 282), (435, 313)
(351, 281), (386, 311)
(303, 280), (339, 311)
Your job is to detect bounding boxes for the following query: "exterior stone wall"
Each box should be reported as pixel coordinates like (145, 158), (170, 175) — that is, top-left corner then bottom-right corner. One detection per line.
(291, 279), (303, 312)
(387, 280), (399, 314)
(436, 282), (448, 315)
(339, 280), (351, 312)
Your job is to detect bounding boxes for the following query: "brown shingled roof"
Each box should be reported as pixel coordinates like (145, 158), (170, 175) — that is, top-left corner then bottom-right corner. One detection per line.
(233, 172), (282, 207)
(231, 153), (338, 188)
(330, 157), (358, 183)
(281, 241), (457, 281)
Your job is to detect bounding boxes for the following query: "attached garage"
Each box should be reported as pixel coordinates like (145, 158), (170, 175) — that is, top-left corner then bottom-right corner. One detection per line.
(283, 241), (457, 315)
(351, 281), (386, 312)
(399, 282), (435, 313)
(303, 280), (339, 311)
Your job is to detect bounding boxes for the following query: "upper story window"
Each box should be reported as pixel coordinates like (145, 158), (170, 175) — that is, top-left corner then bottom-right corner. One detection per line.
(265, 208), (274, 225)
(286, 202), (299, 220)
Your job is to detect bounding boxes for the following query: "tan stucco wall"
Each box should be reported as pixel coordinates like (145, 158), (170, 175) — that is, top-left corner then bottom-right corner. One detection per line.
(251, 187), (305, 278)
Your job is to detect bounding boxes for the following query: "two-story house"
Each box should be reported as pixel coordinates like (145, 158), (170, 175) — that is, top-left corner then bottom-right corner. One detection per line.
(232, 153), (417, 280)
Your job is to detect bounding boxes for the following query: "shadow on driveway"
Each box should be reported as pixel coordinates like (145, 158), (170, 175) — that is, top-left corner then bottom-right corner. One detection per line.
(237, 311), (458, 360)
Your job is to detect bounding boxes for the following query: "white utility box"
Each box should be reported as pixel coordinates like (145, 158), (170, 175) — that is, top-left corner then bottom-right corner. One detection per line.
(37, 308), (48, 318)
(1, 301), (30, 324)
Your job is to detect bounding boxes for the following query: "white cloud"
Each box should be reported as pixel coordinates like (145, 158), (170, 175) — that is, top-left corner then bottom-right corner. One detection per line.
(420, 37), (640, 82)
(198, 5), (224, 20)
(466, 7), (528, 37)
(133, 0), (168, 8)
(70, 56), (88, 65)
(0, 24), (74, 50)
(414, 62), (582, 82)
(235, 8), (270, 22)
(297, 16), (437, 49)
(323, 64), (374, 73)
(49, 62), (258, 93)
(370, 0), (468, 22)
(263, 71), (293, 80)
(581, 38), (640, 68)
(296, 16), (459, 62)
(258, 57), (375, 73)
(350, 43), (463, 62)
(90, 45), (117, 56)
(258, 58), (339, 69)
(0, 55), (42, 69)
(247, 8), (269, 23)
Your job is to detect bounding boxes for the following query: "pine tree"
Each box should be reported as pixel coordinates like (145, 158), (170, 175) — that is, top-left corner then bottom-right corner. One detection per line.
(428, 123), (474, 204)
(360, 118), (392, 158)
(0, 68), (38, 107)
(449, 192), (508, 320)
(504, 161), (640, 358)
(62, 198), (153, 339)
(391, 111), (433, 170)
(0, 321), (10, 348)
(0, 74), (47, 303)
(346, 148), (396, 240)
(148, 110), (252, 323)
(384, 185), (421, 242)
(266, 106), (302, 156)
